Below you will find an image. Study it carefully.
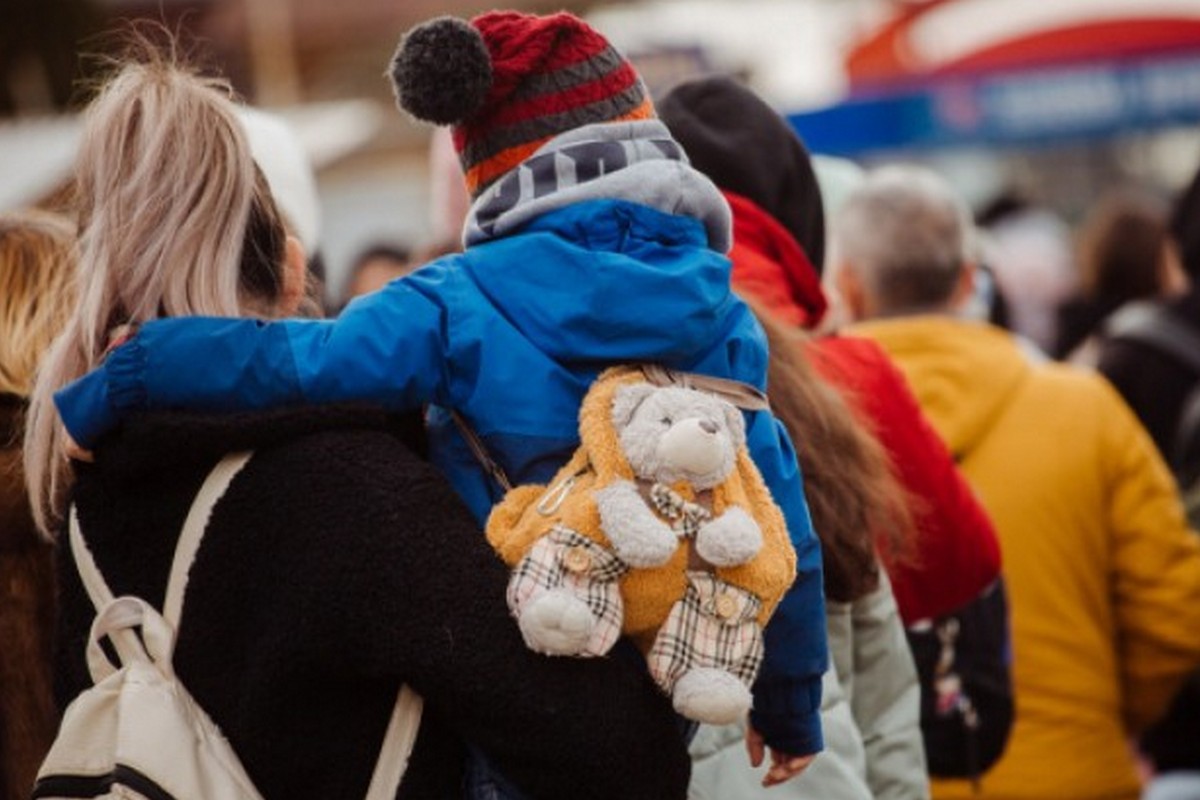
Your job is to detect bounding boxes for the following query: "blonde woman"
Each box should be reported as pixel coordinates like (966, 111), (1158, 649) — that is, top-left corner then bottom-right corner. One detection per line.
(0, 209), (75, 800)
(25, 51), (689, 799)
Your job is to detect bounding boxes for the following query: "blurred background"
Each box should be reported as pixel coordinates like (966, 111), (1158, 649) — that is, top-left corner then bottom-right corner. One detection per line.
(4, 0), (1200, 309)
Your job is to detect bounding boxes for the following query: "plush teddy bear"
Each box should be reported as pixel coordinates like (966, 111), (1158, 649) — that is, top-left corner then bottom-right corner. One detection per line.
(486, 366), (796, 724)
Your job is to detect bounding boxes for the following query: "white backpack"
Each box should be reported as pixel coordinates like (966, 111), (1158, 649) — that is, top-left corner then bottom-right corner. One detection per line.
(33, 452), (423, 800)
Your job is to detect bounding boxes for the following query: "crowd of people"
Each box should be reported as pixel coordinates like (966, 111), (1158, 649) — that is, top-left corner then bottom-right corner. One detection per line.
(2, 9), (1200, 800)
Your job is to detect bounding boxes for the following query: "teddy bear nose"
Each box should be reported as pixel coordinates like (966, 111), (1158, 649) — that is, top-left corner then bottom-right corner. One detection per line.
(699, 420), (718, 434)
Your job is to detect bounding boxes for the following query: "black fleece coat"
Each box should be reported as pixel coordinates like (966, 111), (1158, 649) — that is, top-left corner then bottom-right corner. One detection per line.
(54, 407), (690, 800)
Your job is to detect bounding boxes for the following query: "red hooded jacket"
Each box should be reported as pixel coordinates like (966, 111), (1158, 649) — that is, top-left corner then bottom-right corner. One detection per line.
(728, 191), (1000, 623)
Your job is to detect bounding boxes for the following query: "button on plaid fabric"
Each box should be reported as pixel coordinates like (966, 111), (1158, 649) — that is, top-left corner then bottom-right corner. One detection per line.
(507, 525), (629, 657)
(647, 571), (765, 693)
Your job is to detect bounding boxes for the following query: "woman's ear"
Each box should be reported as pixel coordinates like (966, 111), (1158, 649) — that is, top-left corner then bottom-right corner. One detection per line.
(280, 235), (308, 316)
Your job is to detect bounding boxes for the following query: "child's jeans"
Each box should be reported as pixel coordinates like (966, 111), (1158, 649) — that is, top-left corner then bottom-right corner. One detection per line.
(463, 745), (531, 800)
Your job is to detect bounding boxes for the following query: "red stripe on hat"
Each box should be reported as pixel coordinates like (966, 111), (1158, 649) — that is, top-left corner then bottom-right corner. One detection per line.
(468, 61), (642, 133)
(476, 12), (611, 109)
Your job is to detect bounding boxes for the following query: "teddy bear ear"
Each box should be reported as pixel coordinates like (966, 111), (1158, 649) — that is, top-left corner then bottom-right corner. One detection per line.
(612, 383), (656, 427)
(722, 401), (747, 447)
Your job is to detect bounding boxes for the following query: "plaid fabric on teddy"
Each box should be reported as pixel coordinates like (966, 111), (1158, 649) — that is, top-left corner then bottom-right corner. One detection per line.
(647, 571), (765, 693)
(507, 524), (629, 657)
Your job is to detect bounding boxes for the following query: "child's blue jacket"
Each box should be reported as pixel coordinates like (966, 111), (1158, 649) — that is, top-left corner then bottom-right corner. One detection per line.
(57, 199), (826, 754)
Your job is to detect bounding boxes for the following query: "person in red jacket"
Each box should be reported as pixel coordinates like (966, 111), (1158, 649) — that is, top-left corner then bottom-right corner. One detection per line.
(659, 75), (999, 624)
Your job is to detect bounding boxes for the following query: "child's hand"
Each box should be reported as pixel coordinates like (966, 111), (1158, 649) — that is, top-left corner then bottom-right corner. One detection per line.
(64, 428), (94, 463)
(745, 724), (816, 787)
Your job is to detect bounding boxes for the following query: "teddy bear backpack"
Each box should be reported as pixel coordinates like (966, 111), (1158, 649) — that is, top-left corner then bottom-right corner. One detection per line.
(467, 365), (797, 726)
(33, 452), (422, 800)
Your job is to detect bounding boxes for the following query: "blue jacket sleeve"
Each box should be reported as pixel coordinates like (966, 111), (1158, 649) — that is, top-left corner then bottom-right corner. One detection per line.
(747, 412), (827, 756)
(55, 275), (454, 448)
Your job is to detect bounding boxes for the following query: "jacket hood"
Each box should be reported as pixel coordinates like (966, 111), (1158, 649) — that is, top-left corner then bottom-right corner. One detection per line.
(726, 191), (827, 329)
(850, 316), (1031, 460)
(462, 119), (732, 253)
(455, 198), (750, 368)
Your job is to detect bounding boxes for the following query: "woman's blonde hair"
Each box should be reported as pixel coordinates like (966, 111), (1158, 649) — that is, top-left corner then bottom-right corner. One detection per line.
(0, 211), (77, 399)
(25, 47), (288, 536)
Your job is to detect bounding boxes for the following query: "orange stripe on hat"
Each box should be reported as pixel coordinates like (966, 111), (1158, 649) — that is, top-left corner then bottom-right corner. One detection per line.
(463, 97), (655, 196)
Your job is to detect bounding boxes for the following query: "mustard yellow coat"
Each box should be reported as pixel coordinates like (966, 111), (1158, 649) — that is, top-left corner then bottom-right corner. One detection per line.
(853, 317), (1200, 800)
(486, 367), (797, 650)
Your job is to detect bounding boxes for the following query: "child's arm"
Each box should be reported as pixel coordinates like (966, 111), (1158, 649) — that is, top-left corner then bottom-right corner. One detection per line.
(56, 271), (457, 448)
(745, 412), (828, 759)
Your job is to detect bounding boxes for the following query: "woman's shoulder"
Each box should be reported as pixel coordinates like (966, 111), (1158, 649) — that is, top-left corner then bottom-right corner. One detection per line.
(231, 412), (465, 536)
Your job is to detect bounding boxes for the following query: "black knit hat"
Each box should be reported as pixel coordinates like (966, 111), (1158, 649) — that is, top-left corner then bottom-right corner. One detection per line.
(658, 75), (825, 271)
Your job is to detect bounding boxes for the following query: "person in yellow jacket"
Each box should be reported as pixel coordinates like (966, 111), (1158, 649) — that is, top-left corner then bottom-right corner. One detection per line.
(827, 164), (1200, 800)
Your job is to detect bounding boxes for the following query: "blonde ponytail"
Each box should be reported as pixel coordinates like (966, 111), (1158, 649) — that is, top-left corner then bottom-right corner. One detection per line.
(25, 48), (287, 537)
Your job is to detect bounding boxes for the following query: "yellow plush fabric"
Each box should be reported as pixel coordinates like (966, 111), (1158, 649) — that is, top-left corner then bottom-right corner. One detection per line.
(486, 367), (796, 650)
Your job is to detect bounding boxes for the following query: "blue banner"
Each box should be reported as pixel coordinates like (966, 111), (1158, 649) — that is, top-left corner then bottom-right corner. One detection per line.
(788, 52), (1200, 156)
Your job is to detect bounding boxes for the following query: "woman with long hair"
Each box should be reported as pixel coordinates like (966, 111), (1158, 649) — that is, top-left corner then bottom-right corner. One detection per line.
(26, 48), (689, 799)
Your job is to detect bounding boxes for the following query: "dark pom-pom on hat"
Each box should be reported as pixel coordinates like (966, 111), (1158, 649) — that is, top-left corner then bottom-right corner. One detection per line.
(391, 10), (653, 197)
(389, 16), (492, 125)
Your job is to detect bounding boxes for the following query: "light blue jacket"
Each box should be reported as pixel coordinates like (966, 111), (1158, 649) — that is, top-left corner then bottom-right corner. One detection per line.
(56, 198), (827, 753)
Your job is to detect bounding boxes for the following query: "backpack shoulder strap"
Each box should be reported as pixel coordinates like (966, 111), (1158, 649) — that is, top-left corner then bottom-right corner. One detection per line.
(72, 448), (421, 796)
(640, 364), (771, 412)
(161, 448), (424, 797)
(163, 451), (254, 630)
(69, 506), (116, 612)
(1173, 385), (1200, 479)
(1104, 302), (1200, 376)
(364, 685), (423, 800)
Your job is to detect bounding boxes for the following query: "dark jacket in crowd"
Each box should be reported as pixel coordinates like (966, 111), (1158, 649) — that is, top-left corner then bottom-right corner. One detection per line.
(55, 406), (690, 800)
(1096, 288), (1200, 460)
(0, 395), (58, 800)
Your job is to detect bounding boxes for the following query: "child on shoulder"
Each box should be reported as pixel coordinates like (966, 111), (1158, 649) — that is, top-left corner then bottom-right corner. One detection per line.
(55, 10), (827, 783)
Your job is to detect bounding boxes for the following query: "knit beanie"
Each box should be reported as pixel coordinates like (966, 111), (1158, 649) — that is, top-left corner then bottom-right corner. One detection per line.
(389, 11), (655, 198)
(658, 75), (826, 271)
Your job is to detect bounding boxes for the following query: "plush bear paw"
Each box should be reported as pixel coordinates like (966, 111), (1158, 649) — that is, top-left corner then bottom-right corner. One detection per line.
(672, 667), (753, 725)
(595, 479), (680, 567)
(695, 506), (763, 567)
(517, 588), (596, 656)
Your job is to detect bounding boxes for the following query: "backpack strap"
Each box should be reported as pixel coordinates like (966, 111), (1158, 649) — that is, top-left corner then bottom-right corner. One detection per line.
(452, 410), (514, 493)
(1104, 302), (1200, 480)
(640, 364), (771, 412)
(160, 450), (423, 797)
(163, 451), (254, 630)
(1104, 302), (1200, 376)
(72, 450), (423, 796)
(1174, 386), (1200, 483)
(68, 507), (117, 612)
(451, 365), (770, 495)
(364, 685), (423, 800)
(68, 507), (145, 666)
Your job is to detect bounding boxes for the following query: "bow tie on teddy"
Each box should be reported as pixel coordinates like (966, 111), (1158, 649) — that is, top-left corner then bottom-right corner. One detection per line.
(648, 483), (712, 539)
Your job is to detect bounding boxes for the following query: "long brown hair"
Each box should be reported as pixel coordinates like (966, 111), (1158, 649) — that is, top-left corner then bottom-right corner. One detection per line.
(749, 298), (915, 603)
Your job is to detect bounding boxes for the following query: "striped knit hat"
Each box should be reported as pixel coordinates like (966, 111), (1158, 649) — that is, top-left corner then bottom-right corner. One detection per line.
(389, 11), (655, 198)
